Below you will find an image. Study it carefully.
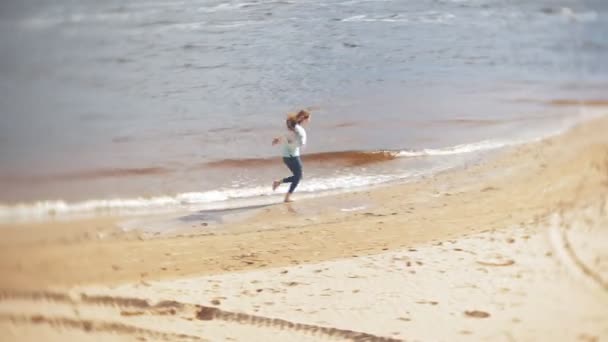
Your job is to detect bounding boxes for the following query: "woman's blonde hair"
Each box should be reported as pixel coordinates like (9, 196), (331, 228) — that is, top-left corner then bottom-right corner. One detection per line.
(286, 110), (311, 130)
(285, 109), (310, 131)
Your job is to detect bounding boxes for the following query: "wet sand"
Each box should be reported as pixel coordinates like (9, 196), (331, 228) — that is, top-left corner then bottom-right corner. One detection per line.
(1, 114), (607, 341)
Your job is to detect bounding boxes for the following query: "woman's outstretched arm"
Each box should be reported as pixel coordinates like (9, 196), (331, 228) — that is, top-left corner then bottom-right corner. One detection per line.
(272, 136), (283, 145)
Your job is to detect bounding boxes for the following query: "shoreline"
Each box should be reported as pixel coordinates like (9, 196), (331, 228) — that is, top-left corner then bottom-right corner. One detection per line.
(0, 113), (607, 340)
(1, 105), (603, 223)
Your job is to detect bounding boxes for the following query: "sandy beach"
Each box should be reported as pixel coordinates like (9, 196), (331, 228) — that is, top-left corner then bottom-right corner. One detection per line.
(1, 113), (608, 341)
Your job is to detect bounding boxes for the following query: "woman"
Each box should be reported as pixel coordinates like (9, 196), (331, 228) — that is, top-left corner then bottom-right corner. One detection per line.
(271, 110), (311, 202)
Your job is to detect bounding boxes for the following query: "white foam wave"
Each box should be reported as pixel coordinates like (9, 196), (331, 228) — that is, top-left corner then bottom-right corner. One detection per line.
(0, 175), (380, 222)
(197, 2), (258, 13)
(419, 12), (456, 24)
(166, 20), (256, 32)
(168, 22), (206, 31)
(395, 140), (512, 157)
(0, 171), (421, 223)
(19, 9), (160, 29)
(0, 188), (259, 223)
(544, 8), (598, 22)
(341, 14), (409, 23)
(340, 12), (455, 24)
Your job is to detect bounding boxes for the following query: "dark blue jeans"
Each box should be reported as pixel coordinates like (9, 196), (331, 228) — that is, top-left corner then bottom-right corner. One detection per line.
(282, 156), (302, 193)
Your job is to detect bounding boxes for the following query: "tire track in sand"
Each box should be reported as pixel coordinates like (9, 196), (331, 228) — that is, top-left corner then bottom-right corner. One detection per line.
(0, 289), (401, 341)
(0, 313), (203, 341)
(548, 201), (608, 294)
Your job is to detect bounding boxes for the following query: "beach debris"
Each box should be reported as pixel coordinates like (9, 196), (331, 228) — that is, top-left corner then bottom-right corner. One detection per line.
(464, 310), (490, 318)
(476, 259), (515, 267)
(362, 212), (384, 217)
(282, 281), (303, 287)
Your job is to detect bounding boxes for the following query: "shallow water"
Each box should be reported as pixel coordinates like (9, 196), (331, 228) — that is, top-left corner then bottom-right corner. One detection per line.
(0, 0), (607, 220)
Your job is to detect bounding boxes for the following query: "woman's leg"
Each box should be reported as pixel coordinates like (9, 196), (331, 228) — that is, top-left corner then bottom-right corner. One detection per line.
(274, 157), (302, 201)
(273, 157), (292, 191)
(282, 156), (302, 194)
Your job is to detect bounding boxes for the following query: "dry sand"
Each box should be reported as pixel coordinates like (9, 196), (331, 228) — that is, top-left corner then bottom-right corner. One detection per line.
(0, 113), (607, 341)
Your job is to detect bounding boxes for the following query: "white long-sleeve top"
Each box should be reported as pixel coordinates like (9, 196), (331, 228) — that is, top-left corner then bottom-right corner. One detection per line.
(282, 124), (307, 157)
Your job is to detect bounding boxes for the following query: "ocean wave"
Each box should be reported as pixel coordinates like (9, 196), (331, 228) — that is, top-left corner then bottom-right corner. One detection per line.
(340, 14), (408, 23)
(0, 188), (263, 223)
(340, 12), (455, 24)
(0, 171), (423, 223)
(206, 139), (512, 168)
(540, 7), (598, 22)
(197, 2), (260, 13)
(166, 20), (257, 32)
(395, 140), (512, 157)
(19, 9), (161, 29)
(204, 150), (398, 168)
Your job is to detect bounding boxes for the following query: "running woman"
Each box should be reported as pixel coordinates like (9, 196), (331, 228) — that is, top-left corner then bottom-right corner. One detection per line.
(271, 110), (311, 202)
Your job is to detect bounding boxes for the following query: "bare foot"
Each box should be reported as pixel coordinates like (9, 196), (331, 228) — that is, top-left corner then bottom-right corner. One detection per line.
(284, 198), (294, 203)
(285, 203), (296, 213)
(272, 180), (281, 191)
